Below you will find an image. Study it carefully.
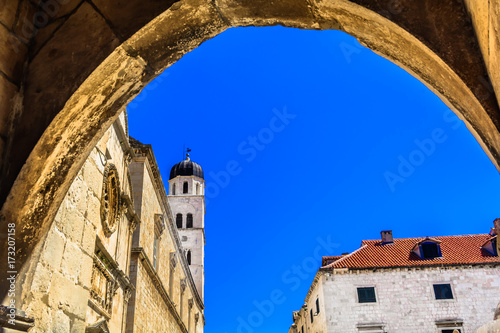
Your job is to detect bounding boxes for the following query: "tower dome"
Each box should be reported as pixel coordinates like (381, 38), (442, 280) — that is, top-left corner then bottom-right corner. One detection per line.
(169, 155), (204, 180)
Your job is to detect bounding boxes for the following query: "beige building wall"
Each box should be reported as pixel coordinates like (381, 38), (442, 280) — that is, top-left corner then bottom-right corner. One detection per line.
(9, 111), (204, 332)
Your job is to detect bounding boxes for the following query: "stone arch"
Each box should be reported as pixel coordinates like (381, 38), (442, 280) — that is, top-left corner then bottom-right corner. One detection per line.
(1, 0), (500, 298)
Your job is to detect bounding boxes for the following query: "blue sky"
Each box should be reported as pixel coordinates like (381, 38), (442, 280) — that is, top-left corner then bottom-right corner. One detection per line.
(127, 27), (500, 333)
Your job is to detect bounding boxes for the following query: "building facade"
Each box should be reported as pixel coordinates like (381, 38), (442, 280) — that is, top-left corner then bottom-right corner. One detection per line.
(289, 227), (500, 333)
(4, 111), (205, 332)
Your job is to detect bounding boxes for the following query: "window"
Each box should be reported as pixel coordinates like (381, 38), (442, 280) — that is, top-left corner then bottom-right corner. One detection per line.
(183, 181), (188, 194)
(172, 183), (176, 195)
(357, 287), (376, 303)
(310, 309), (313, 323)
(421, 242), (441, 259)
(153, 235), (159, 269)
(196, 183), (200, 194)
(176, 213), (183, 229)
(187, 213), (193, 228)
(187, 250), (192, 265)
(433, 284), (453, 300)
(301, 326), (303, 333)
(441, 330), (461, 333)
(315, 298), (320, 314)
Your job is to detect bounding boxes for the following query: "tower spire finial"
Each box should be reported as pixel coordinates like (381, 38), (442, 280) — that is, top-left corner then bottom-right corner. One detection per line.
(186, 147), (191, 161)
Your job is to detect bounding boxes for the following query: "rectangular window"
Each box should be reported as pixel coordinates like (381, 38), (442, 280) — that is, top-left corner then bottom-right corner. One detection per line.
(357, 287), (376, 303)
(421, 243), (440, 259)
(315, 298), (320, 314)
(433, 284), (453, 300)
(153, 235), (159, 270)
(441, 330), (461, 333)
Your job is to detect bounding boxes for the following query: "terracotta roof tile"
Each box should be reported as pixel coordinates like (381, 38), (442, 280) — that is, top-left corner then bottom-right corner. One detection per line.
(321, 234), (499, 270)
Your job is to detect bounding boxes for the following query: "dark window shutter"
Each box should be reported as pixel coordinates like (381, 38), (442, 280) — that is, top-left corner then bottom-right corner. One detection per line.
(357, 287), (376, 303)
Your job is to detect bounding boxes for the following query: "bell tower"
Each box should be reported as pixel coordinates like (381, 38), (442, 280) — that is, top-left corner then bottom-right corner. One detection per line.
(167, 153), (205, 299)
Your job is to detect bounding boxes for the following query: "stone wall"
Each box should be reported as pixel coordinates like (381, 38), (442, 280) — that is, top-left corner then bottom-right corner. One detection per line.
(12, 111), (135, 332)
(3, 1), (500, 297)
(291, 273), (327, 333)
(319, 265), (500, 332)
(7, 111), (204, 332)
(127, 143), (204, 333)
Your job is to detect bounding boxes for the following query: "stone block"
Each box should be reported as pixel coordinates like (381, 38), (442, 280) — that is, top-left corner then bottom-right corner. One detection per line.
(0, 74), (18, 137)
(215, 0), (316, 28)
(92, 0), (178, 40)
(71, 318), (87, 333)
(81, 219), (97, 256)
(48, 271), (89, 320)
(53, 310), (70, 333)
(78, 252), (94, 290)
(60, 240), (83, 282)
(12, 0), (36, 44)
(55, 199), (85, 243)
(0, 0), (17, 28)
(82, 160), (103, 198)
(0, 24), (27, 83)
(31, 262), (53, 294)
(41, 228), (66, 269)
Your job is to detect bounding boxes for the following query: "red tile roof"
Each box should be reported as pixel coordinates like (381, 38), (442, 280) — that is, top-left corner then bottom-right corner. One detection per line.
(321, 234), (500, 270)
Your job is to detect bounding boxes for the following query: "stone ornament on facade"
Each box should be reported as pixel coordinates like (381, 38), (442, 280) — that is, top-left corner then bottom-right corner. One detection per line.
(154, 214), (166, 237)
(180, 278), (187, 293)
(90, 251), (118, 318)
(170, 252), (177, 269)
(188, 298), (193, 309)
(100, 164), (121, 237)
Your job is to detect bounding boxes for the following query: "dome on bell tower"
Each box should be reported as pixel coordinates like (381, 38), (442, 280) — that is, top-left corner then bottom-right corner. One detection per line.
(169, 154), (204, 180)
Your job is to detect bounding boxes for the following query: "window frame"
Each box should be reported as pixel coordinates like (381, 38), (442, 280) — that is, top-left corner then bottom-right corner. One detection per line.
(420, 241), (442, 259)
(186, 213), (193, 228)
(176, 213), (183, 229)
(183, 181), (188, 194)
(356, 286), (377, 303)
(433, 283), (454, 300)
(153, 234), (159, 270)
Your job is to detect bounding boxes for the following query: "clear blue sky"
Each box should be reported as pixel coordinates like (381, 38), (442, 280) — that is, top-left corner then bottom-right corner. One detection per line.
(127, 27), (500, 333)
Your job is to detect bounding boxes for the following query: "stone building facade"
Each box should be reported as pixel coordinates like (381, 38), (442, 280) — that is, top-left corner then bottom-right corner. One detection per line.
(289, 227), (500, 333)
(3, 111), (205, 332)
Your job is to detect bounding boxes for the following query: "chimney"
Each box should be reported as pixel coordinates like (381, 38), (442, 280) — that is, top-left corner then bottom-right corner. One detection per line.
(381, 230), (393, 244)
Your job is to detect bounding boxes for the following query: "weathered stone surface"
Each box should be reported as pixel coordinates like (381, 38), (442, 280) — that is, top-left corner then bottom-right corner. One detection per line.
(53, 310), (70, 333)
(215, 0), (317, 28)
(0, 23), (27, 83)
(0, 0), (18, 29)
(4, 1), (120, 213)
(41, 228), (66, 269)
(123, 0), (228, 72)
(93, 0), (179, 40)
(12, 0), (37, 44)
(1, 0), (500, 316)
(48, 271), (88, 320)
(0, 74), (18, 137)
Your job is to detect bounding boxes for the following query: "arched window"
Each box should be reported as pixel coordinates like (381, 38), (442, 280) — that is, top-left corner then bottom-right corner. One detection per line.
(172, 183), (176, 195)
(186, 214), (193, 228)
(187, 250), (192, 265)
(183, 181), (188, 194)
(176, 213), (182, 229)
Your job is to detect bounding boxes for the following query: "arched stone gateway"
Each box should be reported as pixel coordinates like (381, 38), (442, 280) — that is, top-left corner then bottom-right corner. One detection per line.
(0, 0), (499, 301)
